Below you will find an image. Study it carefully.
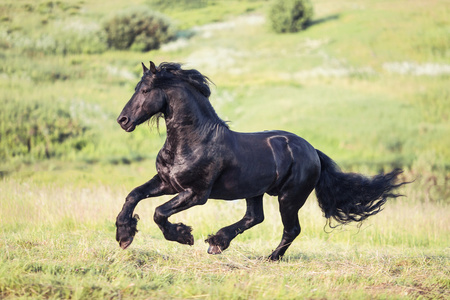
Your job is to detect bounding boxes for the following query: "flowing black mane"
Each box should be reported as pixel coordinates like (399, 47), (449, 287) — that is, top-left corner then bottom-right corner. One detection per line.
(151, 62), (228, 129)
(154, 62), (212, 98)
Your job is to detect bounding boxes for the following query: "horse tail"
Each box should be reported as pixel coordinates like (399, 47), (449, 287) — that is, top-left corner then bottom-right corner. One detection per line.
(314, 150), (405, 227)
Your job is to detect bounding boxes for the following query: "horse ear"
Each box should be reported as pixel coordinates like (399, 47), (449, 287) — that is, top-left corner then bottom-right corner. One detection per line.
(142, 62), (148, 74)
(149, 61), (157, 74)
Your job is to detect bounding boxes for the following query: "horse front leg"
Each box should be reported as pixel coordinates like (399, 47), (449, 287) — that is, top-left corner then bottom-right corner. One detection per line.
(153, 188), (209, 246)
(116, 175), (174, 249)
(206, 195), (264, 255)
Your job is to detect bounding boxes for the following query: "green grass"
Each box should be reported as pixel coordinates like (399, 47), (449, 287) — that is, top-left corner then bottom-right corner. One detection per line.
(1, 0), (449, 172)
(1, 232), (448, 299)
(1, 0), (449, 298)
(148, 0), (267, 30)
(0, 180), (449, 299)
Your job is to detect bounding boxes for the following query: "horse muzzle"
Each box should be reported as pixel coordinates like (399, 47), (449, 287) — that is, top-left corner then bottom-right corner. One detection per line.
(117, 115), (136, 132)
(119, 237), (133, 249)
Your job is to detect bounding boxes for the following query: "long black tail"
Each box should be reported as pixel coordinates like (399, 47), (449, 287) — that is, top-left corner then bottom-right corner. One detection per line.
(315, 150), (405, 226)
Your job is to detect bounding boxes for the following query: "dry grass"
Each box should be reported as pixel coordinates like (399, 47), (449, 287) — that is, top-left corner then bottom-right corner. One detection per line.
(0, 177), (448, 299)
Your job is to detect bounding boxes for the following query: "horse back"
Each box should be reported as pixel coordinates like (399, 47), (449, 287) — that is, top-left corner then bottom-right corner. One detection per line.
(210, 130), (318, 199)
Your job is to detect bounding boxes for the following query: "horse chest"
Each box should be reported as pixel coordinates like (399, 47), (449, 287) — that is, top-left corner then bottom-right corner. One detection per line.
(156, 147), (216, 192)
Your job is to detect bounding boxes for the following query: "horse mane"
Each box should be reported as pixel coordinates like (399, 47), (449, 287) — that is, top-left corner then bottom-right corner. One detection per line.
(156, 62), (212, 98)
(150, 62), (229, 129)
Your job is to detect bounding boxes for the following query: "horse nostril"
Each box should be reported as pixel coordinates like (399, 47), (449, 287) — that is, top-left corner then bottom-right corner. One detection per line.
(118, 116), (129, 125)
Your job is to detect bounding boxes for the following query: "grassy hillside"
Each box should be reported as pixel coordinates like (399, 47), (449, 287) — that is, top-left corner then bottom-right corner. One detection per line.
(1, 0), (449, 174)
(0, 0), (449, 299)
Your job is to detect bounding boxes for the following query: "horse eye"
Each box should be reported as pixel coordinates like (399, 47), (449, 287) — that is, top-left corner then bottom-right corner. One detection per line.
(142, 88), (150, 94)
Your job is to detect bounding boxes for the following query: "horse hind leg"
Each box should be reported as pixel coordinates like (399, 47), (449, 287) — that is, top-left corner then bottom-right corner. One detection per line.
(269, 183), (316, 261)
(268, 145), (321, 261)
(206, 195), (264, 255)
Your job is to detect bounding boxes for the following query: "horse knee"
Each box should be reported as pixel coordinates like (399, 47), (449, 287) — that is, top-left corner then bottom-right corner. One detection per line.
(125, 192), (139, 204)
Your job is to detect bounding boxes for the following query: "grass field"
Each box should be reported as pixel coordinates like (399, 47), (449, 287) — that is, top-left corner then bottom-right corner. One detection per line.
(1, 180), (449, 299)
(1, 0), (449, 298)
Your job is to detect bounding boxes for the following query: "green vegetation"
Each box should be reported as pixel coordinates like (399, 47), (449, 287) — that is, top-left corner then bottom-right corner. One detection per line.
(103, 7), (175, 51)
(0, 0), (449, 298)
(268, 0), (314, 33)
(0, 96), (92, 161)
(0, 181), (448, 299)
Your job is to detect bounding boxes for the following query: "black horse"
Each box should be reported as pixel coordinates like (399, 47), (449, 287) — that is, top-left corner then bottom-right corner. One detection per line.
(115, 62), (405, 260)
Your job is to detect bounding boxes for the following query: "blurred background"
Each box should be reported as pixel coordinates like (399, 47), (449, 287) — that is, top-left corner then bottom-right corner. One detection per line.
(0, 0), (448, 202)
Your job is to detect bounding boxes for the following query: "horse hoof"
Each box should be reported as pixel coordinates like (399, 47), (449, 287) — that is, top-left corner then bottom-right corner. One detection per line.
(267, 253), (281, 261)
(119, 237), (133, 249)
(174, 223), (194, 245)
(183, 234), (194, 246)
(207, 245), (222, 255)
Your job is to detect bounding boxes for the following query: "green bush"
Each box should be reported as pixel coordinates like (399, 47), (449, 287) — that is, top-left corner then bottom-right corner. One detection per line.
(268, 0), (314, 33)
(103, 6), (175, 52)
(0, 97), (92, 161)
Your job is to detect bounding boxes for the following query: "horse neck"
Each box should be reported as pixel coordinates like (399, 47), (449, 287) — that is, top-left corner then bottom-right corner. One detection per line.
(164, 85), (225, 141)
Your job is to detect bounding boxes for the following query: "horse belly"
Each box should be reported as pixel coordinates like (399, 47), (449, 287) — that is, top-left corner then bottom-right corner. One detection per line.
(209, 152), (279, 200)
(209, 170), (276, 200)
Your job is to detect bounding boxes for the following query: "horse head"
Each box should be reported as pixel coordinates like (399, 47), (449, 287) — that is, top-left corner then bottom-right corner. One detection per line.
(117, 61), (167, 132)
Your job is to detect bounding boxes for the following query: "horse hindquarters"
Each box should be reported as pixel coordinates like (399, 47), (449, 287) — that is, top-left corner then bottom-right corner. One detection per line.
(269, 142), (321, 260)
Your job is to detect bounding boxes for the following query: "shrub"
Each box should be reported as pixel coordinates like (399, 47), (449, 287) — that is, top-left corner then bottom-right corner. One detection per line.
(268, 0), (314, 33)
(103, 6), (175, 52)
(0, 97), (92, 161)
